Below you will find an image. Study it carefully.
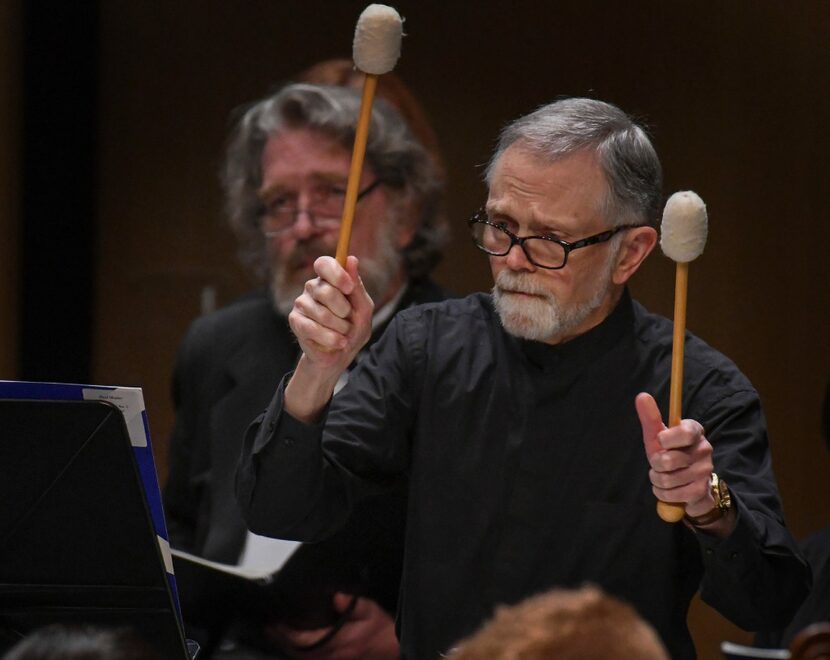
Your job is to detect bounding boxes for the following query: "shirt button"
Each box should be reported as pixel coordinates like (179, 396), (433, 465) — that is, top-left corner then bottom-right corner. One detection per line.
(704, 548), (714, 556)
(730, 552), (739, 560)
(283, 437), (295, 448)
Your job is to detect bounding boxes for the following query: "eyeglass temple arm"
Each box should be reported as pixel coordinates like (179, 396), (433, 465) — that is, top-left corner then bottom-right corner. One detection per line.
(334, 73), (379, 267)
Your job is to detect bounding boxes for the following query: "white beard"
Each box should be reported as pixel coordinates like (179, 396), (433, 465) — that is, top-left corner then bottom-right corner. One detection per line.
(270, 219), (403, 317)
(492, 254), (616, 343)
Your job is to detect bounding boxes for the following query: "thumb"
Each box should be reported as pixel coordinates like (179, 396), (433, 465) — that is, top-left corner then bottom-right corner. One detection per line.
(635, 392), (666, 458)
(332, 591), (357, 614)
(345, 256), (374, 315)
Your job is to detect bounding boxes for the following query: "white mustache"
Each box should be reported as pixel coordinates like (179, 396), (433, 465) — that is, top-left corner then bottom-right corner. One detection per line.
(494, 271), (552, 298)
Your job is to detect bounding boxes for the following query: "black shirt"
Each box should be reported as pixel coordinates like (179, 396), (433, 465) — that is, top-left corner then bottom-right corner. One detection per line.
(237, 290), (808, 659)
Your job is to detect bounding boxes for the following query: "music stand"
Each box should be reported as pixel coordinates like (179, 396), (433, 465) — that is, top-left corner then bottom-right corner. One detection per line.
(0, 388), (192, 658)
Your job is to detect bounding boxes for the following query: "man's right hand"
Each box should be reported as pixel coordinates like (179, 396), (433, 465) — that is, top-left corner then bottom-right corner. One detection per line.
(284, 255), (374, 424)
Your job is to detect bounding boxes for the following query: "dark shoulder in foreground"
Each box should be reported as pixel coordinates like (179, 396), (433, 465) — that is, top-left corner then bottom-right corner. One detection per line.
(394, 291), (495, 325)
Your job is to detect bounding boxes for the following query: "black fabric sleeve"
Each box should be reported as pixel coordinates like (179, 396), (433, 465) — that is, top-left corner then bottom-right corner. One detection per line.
(235, 377), (344, 541)
(693, 389), (810, 629)
(236, 315), (418, 543)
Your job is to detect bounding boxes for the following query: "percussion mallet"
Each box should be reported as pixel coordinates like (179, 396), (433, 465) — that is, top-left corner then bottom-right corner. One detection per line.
(656, 191), (709, 523)
(334, 3), (403, 266)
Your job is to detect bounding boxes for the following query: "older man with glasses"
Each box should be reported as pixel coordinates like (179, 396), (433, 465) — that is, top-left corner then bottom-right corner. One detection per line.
(237, 97), (809, 659)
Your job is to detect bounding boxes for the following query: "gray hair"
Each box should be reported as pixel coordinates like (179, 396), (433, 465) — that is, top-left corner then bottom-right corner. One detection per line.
(223, 83), (447, 279)
(486, 98), (663, 229)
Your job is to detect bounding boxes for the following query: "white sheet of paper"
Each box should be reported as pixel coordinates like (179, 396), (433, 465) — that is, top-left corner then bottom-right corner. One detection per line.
(238, 531), (302, 574)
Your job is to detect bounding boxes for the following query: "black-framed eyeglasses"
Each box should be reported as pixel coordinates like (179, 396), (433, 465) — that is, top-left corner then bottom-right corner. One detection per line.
(260, 179), (383, 237)
(468, 208), (642, 270)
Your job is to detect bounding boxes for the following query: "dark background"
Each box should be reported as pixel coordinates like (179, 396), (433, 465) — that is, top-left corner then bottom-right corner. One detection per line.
(2, 2), (828, 657)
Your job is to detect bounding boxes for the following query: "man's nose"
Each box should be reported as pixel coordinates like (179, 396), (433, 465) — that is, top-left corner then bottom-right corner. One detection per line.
(291, 210), (319, 240)
(504, 242), (536, 271)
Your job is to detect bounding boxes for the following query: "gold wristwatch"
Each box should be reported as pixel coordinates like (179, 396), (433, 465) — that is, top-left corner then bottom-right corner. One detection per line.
(684, 472), (732, 527)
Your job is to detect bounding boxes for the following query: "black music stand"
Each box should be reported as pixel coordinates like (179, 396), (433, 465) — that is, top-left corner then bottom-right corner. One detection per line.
(0, 398), (193, 658)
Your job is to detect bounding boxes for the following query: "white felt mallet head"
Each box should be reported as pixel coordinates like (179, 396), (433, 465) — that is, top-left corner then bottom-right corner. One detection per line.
(353, 4), (403, 75)
(660, 191), (708, 263)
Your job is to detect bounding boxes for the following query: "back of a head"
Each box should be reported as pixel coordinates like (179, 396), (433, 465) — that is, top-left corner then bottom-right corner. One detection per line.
(452, 586), (669, 660)
(2, 625), (159, 660)
(486, 97), (663, 229)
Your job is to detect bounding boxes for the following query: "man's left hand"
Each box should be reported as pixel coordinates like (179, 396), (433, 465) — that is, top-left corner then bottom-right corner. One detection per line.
(635, 392), (735, 535)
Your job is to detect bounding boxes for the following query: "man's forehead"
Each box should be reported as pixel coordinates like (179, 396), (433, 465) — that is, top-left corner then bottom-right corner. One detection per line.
(260, 171), (346, 192)
(489, 144), (602, 182)
(486, 146), (609, 231)
(263, 126), (349, 160)
(259, 127), (373, 190)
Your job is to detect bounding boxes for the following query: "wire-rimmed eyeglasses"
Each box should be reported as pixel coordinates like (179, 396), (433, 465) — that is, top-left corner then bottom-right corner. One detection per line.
(468, 207), (642, 269)
(260, 179), (382, 237)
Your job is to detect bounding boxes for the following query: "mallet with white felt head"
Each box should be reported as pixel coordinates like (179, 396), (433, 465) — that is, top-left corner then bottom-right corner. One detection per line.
(657, 191), (708, 523)
(334, 3), (403, 266)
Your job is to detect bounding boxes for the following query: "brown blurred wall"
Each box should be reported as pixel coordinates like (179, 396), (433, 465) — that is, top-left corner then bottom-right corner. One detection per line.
(0, 0), (19, 379)
(90, 2), (830, 657)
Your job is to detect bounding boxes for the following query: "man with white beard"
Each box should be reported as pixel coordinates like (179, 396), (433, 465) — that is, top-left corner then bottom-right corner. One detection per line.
(236, 97), (808, 660)
(164, 81), (448, 659)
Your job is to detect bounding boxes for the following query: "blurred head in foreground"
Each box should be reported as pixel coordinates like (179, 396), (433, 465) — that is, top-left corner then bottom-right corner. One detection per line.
(2, 624), (159, 660)
(451, 585), (669, 660)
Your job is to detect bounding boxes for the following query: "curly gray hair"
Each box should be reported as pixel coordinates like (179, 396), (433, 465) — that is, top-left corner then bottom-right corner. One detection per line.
(223, 83), (447, 279)
(486, 98), (662, 229)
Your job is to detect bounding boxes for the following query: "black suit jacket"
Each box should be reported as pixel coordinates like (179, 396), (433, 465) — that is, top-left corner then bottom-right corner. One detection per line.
(163, 279), (448, 620)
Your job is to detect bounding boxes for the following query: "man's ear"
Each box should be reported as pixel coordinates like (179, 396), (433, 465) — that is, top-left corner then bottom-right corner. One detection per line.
(612, 226), (658, 285)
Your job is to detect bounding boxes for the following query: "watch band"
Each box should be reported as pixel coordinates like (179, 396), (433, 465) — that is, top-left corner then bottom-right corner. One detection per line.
(684, 472), (731, 527)
(684, 505), (724, 527)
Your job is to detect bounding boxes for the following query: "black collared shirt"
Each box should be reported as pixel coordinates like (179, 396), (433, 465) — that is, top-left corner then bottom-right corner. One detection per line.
(237, 290), (808, 659)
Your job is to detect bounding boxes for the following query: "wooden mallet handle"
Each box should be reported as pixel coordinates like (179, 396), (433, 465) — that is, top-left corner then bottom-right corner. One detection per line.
(334, 73), (378, 267)
(656, 261), (689, 523)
